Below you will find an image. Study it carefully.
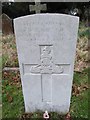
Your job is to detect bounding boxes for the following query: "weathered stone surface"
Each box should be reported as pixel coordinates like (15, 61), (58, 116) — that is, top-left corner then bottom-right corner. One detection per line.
(14, 14), (79, 114)
(2, 14), (13, 35)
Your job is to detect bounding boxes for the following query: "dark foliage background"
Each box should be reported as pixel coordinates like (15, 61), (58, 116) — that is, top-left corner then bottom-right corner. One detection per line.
(2, 2), (89, 21)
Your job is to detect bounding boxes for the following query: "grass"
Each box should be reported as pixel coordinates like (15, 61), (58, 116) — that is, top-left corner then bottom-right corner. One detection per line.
(73, 69), (88, 85)
(2, 71), (24, 119)
(0, 36), (2, 119)
(78, 22), (89, 38)
(70, 69), (88, 119)
(71, 90), (88, 118)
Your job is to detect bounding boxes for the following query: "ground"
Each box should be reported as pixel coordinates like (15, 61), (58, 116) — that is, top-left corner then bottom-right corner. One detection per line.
(1, 22), (89, 119)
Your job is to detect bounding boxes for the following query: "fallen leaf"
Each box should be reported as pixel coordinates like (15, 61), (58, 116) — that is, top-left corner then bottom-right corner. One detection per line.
(65, 112), (71, 120)
(7, 94), (13, 103)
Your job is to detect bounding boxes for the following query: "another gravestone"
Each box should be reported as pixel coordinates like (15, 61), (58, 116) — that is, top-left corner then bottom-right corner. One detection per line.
(14, 14), (79, 114)
(2, 14), (13, 35)
(29, 2), (47, 14)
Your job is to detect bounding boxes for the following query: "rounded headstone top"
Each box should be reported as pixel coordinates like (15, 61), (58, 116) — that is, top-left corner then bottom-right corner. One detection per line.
(14, 13), (79, 21)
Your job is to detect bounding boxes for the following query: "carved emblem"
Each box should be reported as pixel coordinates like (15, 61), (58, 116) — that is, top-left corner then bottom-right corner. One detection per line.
(30, 45), (64, 74)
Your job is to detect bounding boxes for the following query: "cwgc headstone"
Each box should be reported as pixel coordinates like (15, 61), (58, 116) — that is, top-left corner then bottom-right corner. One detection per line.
(14, 14), (79, 114)
(2, 14), (13, 35)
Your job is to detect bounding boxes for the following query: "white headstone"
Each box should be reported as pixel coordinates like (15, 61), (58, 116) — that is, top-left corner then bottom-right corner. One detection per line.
(14, 14), (79, 114)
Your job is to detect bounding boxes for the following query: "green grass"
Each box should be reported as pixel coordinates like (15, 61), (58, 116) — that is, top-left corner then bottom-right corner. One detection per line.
(0, 57), (2, 68)
(73, 69), (88, 85)
(0, 36), (2, 119)
(71, 90), (88, 118)
(2, 71), (24, 118)
(78, 22), (89, 38)
(2, 69), (88, 119)
(70, 69), (88, 118)
(78, 29), (89, 38)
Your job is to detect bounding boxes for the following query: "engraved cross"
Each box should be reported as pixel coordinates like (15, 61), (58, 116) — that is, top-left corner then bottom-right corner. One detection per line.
(23, 45), (70, 103)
